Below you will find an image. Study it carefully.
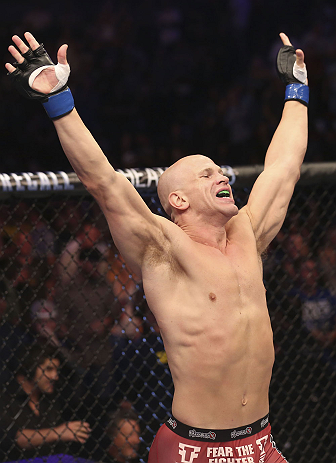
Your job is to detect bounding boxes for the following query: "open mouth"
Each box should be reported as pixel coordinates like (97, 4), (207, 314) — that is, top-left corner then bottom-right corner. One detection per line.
(216, 190), (230, 198)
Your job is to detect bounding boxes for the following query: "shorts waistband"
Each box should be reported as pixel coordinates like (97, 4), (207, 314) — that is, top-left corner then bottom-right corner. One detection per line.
(166, 414), (270, 442)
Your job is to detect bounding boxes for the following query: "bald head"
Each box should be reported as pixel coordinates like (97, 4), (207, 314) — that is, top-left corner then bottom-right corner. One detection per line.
(157, 154), (214, 218)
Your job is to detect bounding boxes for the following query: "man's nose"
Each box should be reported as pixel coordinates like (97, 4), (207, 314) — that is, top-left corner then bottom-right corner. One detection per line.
(216, 175), (229, 184)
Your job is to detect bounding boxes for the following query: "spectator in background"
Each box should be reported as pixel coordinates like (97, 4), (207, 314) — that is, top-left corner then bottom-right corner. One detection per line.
(0, 279), (32, 388)
(318, 226), (336, 297)
(0, 227), (47, 326)
(29, 298), (78, 369)
(104, 407), (141, 463)
(30, 299), (61, 347)
(48, 200), (85, 255)
(107, 252), (141, 308)
(0, 344), (91, 462)
(55, 223), (118, 398)
(110, 302), (174, 451)
(298, 259), (336, 354)
(108, 252), (144, 341)
(29, 207), (57, 263)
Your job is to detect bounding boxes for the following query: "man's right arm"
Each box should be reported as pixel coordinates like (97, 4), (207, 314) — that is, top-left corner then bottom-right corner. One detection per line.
(5, 32), (167, 276)
(53, 109), (165, 275)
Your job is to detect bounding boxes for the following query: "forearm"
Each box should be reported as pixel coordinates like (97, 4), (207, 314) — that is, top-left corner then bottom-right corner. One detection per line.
(53, 109), (115, 194)
(16, 427), (61, 449)
(264, 101), (308, 174)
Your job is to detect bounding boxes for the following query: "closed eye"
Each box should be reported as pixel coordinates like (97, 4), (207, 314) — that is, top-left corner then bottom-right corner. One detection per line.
(200, 168), (213, 178)
(200, 168), (225, 178)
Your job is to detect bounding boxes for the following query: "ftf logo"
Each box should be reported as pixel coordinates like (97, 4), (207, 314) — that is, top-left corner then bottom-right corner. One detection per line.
(256, 435), (268, 463)
(178, 443), (201, 463)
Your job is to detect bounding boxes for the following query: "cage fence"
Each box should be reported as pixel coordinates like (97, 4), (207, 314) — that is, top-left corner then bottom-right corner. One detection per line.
(0, 164), (335, 463)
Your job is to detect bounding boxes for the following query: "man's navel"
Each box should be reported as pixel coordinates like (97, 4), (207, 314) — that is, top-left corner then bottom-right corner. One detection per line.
(209, 292), (217, 302)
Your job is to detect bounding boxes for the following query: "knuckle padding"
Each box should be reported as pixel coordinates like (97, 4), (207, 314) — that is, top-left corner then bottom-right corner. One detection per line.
(33, 44), (52, 60)
(276, 44), (309, 106)
(276, 45), (298, 85)
(8, 43), (55, 100)
(22, 48), (34, 60)
(17, 59), (29, 71)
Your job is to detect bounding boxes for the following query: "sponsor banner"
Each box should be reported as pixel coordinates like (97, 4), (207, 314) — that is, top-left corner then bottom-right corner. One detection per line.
(0, 166), (236, 198)
(0, 171), (77, 197)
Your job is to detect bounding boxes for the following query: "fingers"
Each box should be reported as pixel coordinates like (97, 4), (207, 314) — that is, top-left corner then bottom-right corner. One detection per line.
(5, 32), (40, 74)
(57, 44), (69, 65)
(12, 35), (31, 55)
(58, 421), (91, 444)
(75, 421), (91, 443)
(7, 43), (25, 65)
(295, 49), (305, 68)
(69, 421), (91, 442)
(280, 32), (306, 69)
(24, 32), (40, 51)
(279, 32), (292, 47)
(5, 62), (16, 73)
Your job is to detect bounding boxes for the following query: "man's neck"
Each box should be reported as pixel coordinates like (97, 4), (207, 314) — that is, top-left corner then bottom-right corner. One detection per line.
(179, 221), (228, 251)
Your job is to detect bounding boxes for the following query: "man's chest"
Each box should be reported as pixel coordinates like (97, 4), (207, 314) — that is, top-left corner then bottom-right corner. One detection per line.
(185, 238), (263, 298)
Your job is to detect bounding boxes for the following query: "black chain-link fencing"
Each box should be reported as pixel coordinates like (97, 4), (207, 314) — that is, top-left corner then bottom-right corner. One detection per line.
(0, 164), (335, 463)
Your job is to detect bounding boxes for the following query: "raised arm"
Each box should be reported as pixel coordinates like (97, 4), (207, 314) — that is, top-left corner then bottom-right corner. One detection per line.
(244, 33), (308, 253)
(52, 109), (164, 275)
(5, 32), (166, 276)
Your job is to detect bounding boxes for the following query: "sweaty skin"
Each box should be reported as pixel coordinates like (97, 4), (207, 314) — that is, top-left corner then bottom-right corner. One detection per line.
(5, 32), (307, 432)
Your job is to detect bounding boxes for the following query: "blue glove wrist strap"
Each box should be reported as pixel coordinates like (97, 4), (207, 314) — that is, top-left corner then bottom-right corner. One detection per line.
(42, 87), (74, 119)
(285, 83), (309, 106)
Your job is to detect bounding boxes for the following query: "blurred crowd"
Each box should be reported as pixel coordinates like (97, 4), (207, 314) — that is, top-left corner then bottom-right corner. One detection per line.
(0, 197), (173, 462)
(1, 0), (336, 174)
(1, 184), (336, 460)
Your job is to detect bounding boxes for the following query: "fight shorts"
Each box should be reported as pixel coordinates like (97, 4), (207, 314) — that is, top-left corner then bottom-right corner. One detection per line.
(148, 414), (288, 463)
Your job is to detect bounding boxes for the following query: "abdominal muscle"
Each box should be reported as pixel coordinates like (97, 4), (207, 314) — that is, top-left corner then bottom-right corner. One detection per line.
(143, 217), (275, 430)
(145, 254), (275, 430)
(165, 303), (275, 429)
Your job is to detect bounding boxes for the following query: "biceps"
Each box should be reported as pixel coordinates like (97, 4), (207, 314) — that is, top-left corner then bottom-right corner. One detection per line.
(106, 206), (167, 277)
(91, 172), (167, 273)
(246, 173), (296, 251)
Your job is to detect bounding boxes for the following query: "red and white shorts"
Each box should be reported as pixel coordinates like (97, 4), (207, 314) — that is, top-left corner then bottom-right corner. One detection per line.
(148, 414), (288, 463)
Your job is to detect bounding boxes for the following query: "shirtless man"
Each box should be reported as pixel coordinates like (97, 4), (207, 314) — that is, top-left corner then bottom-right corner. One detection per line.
(5, 31), (308, 462)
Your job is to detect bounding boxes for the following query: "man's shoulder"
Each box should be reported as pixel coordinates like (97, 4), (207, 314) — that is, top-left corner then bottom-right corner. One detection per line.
(149, 214), (191, 250)
(226, 207), (256, 237)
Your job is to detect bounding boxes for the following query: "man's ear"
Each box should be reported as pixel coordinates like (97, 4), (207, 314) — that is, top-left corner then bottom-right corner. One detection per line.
(168, 191), (189, 211)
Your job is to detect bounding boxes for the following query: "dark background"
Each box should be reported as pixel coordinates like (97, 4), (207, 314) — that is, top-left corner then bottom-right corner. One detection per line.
(1, 0), (336, 174)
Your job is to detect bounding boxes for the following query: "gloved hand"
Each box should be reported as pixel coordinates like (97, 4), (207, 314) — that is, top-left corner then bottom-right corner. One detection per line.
(6, 32), (74, 119)
(276, 33), (309, 106)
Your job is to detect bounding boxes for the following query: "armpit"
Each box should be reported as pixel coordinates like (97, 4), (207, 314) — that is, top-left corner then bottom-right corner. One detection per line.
(144, 241), (183, 276)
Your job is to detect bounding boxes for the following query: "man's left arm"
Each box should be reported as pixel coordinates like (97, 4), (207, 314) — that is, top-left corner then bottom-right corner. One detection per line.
(244, 33), (308, 253)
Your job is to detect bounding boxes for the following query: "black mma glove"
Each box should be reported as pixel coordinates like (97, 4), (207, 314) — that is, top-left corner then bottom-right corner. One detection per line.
(276, 45), (309, 106)
(8, 43), (74, 119)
